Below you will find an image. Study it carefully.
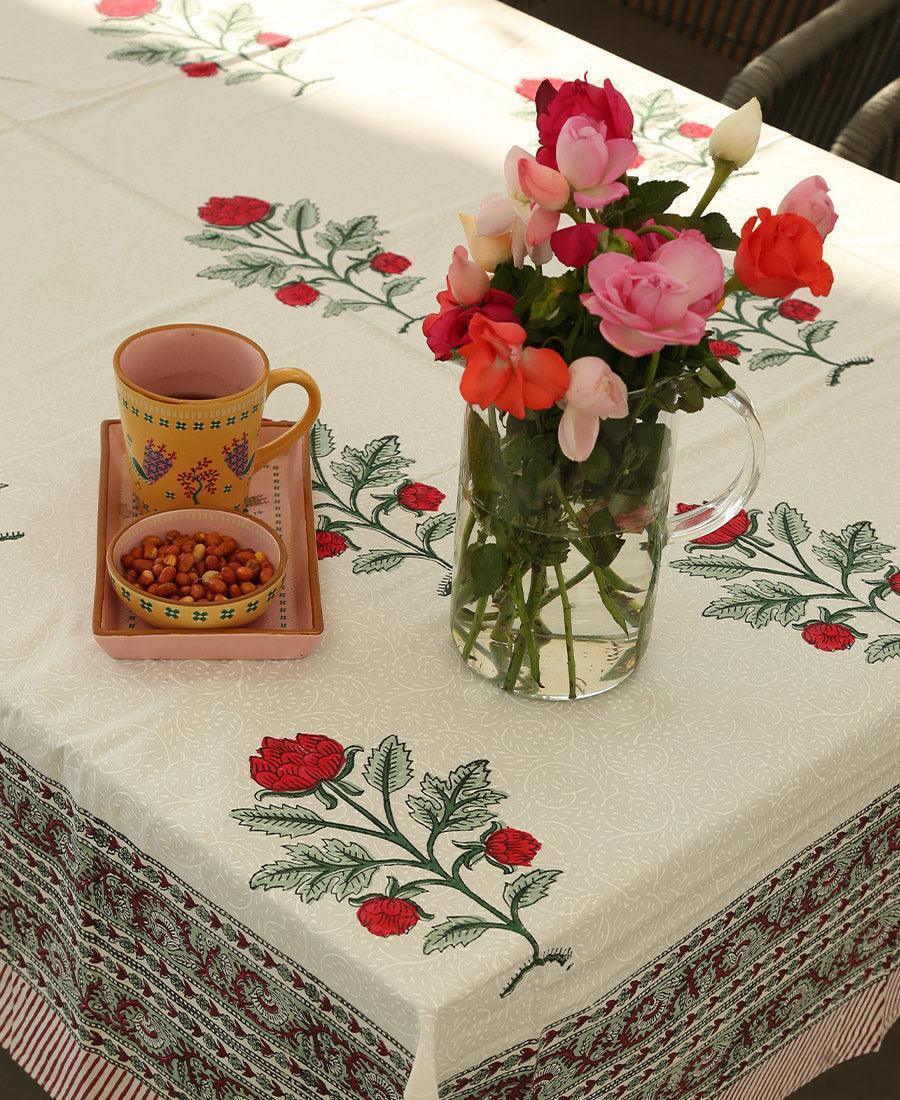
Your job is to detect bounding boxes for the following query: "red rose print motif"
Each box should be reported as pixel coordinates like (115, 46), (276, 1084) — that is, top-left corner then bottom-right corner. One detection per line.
(275, 282), (320, 307)
(357, 897), (420, 937)
(672, 503), (900, 667)
(256, 32), (292, 49)
(189, 193), (423, 332)
(95, 0), (157, 15)
(370, 252), (411, 275)
(250, 734), (346, 792)
(708, 340), (741, 359)
(676, 503), (751, 547)
(801, 622), (856, 652)
(315, 530), (349, 560)
(198, 196), (271, 227)
(485, 828), (541, 868)
(180, 61), (219, 78)
(234, 734), (570, 998)
(678, 122), (713, 139)
(396, 483), (445, 513)
(779, 298), (821, 322)
(515, 77), (564, 101)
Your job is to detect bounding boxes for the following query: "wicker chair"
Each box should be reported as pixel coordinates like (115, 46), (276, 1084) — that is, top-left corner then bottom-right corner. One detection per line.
(722, 0), (900, 150)
(831, 78), (900, 181)
(612, 1), (834, 65)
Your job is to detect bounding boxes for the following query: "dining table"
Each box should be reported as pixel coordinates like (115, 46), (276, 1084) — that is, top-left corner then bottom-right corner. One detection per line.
(1, 1), (898, 1098)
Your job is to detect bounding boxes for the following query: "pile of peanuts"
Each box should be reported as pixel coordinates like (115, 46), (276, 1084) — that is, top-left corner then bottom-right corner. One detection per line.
(119, 529), (275, 605)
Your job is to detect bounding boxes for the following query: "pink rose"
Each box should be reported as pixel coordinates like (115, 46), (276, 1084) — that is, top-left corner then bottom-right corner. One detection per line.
(95, 0), (158, 15)
(555, 115), (637, 209)
(581, 230), (724, 357)
(447, 244), (490, 305)
(557, 357), (628, 461)
(536, 77), (634, 169)
(777, 176), (837, 239)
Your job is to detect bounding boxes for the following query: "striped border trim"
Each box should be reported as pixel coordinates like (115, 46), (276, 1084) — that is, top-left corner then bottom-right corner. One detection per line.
(0, 963), (159, 1100)
(719, 967), (900, 1100)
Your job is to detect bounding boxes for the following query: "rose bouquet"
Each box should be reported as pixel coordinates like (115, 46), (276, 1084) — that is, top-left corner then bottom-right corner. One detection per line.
(424, 78), (837, 699)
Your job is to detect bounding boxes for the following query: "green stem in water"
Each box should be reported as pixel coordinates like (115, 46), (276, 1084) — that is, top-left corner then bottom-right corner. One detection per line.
(692, 157), (735, 217)
(512, 573), (542, 685)
(553, 562), (578, 699)
(460, 595), (489, 660)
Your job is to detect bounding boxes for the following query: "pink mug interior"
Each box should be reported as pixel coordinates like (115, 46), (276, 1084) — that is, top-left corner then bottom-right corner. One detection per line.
(117, 325), (266, 400)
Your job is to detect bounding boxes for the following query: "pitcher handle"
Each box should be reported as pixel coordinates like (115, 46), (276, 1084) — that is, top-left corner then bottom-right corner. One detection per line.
(667, 386), (765, 543)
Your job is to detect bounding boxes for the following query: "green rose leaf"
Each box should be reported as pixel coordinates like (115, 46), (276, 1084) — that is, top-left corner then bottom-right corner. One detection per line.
(628, 178), (689, 216)
(224, 70), (266, 84)
(315, 215), (383, 253)
(654, 211), (739, 250)
(748, 349), (792, 371)
(322, 300), (368, 317)
(230, 804), (327, 837)
(250, 839), (377, 901)
(363, 735), (414, 794)
(503, 869), (561, 916)
(670, 555), (754, 579)
(469, 542), (504, 598)
(352, 550), (405, 574)
(283, 199), (320, 231)
(407, 759), (506, 833)
(108, 43), (189, 65)
(186, 229), (247, 252)
(331, 436), (409, 489)
(422, 917), (492, 954)
(865, 635), (900, 663)
(384, 276), (424, 301)
(198, 253), (290, 288)
(417, 513), (455, 548)
(768, 502), (811, 546)
(90, 26), (150, 37)
(812, 522), (895, 576)
(703, 581), (809, 629)
(311, 421), (335, 458)
(799, 320), (836, 346)
(211, 3), (259, 37)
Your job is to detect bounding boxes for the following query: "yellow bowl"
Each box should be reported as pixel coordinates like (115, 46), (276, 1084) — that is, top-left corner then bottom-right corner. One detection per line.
(107, 508), (287, 630)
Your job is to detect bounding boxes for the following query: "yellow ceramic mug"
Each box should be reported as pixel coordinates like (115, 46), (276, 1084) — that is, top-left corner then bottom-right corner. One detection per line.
(114, 323), (320, 512)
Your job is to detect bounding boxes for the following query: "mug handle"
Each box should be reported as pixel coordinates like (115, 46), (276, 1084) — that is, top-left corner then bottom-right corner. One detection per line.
(253, 368), (322, 472)
(667, 386), (765, 542)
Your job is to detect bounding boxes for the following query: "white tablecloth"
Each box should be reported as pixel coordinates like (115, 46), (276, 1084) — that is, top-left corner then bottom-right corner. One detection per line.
(1, 2), (898, 1098)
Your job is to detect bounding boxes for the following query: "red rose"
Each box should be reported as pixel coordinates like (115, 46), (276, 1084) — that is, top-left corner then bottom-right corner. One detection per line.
(550, 222), (605, 267)
(708, 340), (741, 359)
(397, 483), (445, 513)
(801, 622), (856, 652)
(357, 897), (420, 937)
(422, 288), (518, 361)
(631, 153), (645, 169)
(678, 122), (713, 139)
(370, 252), (411, 275)
(676, 503), (750, 547)
(275, 282), (320, 307)
(536, 77), (633, 169)
(180, 62), (219, 78)
(485, 828), (541, 867)
(515, 77), (564, 101)
(734, 208), (833, 299)
(316, 531), (348, 559)
(198, 196), (271, 226)
(250, 734), (346, 791)
(256, 32), (292, 48)
(778, 298), (820, 322)
(888, 571), (900, 594)
(95, 0), (158, 15)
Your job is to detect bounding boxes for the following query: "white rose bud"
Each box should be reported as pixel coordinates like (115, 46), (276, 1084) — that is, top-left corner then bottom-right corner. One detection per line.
(708, 98), (763, 168)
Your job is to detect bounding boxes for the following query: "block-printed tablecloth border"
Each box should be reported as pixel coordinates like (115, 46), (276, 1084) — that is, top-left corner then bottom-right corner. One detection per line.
(0, 742), (896, 1100)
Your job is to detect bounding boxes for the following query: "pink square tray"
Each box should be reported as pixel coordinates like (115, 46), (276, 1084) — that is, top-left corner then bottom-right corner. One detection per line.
(93, 420), (324, 659)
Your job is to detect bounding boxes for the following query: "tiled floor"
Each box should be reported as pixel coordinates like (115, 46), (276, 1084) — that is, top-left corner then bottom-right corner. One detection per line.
(1, 1017), (899, 1097)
